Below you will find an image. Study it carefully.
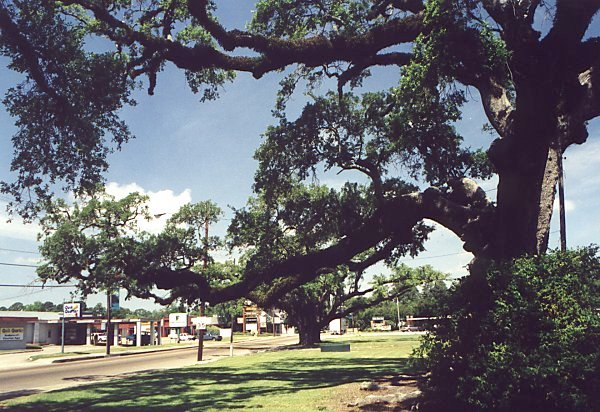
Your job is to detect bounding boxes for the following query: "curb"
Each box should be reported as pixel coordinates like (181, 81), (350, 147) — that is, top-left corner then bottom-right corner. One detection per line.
(51, 344), (196, 364)
(46, 336), (291, 364)
(0, 349), (42, 356)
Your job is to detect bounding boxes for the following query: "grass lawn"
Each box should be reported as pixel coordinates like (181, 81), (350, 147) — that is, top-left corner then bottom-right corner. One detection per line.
(2, 335), (421, 411)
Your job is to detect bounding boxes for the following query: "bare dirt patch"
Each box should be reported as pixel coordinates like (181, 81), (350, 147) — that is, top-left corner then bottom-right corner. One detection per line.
(327, 374), (424, 411)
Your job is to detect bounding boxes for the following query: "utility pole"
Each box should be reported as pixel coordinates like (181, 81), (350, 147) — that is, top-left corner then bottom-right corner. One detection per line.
(229, 312), (235, 357)
(557, 140), (567, 251)
(197, 219), (209, 362)
(106, 291), (112, 356)
(395, 297), (401, 331)
(61, 299), (65, 353)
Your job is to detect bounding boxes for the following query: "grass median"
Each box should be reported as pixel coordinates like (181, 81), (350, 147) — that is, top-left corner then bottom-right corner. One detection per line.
(2, 335), (421, 411)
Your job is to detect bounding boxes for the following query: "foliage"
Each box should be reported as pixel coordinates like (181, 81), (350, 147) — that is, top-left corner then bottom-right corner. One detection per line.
(0, 1), (135, 218)
(36, 189), (150, 296)
(229, 180), (441, 344)
(0, 0), (597, 312)
(1, 301), (64, 312)
(411, 279), (452, 317)
(418, 247), (600, 411)
(89, 302), (172, 320)
(160, 200), (223, 271)
(352, 278), (453, 330)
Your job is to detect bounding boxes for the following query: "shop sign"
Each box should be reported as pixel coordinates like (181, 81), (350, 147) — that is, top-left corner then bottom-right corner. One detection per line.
(0, 327), (24, 340)
(169, 313), (188, 328)
(63, 302), (82, 318)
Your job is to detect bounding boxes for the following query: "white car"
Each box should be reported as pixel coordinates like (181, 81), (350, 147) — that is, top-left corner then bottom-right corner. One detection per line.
(178, 333), (196, 341)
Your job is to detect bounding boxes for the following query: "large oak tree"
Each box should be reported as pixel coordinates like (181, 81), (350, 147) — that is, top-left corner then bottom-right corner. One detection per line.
(1, 0), (599, 304)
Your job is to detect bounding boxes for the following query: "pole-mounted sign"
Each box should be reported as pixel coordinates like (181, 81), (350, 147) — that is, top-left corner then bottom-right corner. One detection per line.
(63, 302), (82, 318)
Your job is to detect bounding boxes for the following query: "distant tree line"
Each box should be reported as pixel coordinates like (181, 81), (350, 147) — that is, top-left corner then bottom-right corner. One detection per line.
(0, 301), (63, 312)
(352, 280), (452, 330)
(0, 300), (175, 320)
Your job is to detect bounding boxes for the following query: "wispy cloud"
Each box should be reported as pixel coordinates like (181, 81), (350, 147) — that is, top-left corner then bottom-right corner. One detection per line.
(0, 204), (40, 242)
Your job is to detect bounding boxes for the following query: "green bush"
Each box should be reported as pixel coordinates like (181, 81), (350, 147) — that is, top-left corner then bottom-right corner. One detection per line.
(418, 247), (600, 411)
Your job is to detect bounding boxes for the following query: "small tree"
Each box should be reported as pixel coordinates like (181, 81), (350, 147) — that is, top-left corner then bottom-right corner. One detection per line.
(8, 302), (24, 311)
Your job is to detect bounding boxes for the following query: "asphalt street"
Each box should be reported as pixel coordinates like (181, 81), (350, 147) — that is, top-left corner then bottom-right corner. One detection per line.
(0, 335), (298, 400)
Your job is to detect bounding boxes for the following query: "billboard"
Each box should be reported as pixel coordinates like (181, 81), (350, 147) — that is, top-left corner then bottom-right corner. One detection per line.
(169, 313), (188, 328)
(63, 302), (82, 318)
(0, 327), (24, 341)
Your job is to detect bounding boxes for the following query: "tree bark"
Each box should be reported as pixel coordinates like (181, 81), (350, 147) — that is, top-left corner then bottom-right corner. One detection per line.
(298, 320), (322, 347)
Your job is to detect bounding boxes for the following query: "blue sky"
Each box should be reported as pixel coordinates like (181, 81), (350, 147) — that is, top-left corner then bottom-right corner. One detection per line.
(0, 3), (599, 310)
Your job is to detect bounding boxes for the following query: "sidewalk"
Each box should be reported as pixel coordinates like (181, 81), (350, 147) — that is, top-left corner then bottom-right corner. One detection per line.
(0, 343), (195, 371)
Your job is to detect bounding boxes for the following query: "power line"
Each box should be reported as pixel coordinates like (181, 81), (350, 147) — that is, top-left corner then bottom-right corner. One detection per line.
(0, 262), (39, 268)
(0, 247), (39, 255)
(401, 251), (471, 262)
(0, 284), (75, 288)
(0, 287), (58, 302)
(0, 284), (78, 302)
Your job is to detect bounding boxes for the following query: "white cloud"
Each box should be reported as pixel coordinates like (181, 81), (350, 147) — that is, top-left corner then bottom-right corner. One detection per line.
(0, 203), (40, 242)
(553, 198), (575, 213)
(105, 181), (192, 234)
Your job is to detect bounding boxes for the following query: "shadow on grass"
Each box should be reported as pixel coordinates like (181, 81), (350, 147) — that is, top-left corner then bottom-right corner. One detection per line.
(0, 390), (42, 402)
(5, 355), (417, 411)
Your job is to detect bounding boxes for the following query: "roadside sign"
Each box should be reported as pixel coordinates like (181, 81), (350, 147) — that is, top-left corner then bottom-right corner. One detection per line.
(191, 316), (213, 329)
(0, 327), (24, 340)
(169, 313), (188, 328)
(63, 302), (82, 318)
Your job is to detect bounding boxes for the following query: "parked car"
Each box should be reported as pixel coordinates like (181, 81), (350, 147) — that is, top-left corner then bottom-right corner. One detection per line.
(400, 326), (423, 332)
(203, 331), (222, 341)
(125, 332), (151, 346)
(178, 332), (196, 341)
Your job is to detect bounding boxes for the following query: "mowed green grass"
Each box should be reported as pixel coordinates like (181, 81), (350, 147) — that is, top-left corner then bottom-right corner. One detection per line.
(2, 335), (421, 412)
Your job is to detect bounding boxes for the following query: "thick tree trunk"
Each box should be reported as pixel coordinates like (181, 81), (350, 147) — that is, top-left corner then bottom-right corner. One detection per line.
(493, 146), (557, 259)
(487, 83), (561, 260)
(297, 319), (322, 346)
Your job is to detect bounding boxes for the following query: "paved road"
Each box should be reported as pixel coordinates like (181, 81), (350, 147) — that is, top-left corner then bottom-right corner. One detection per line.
(0, 335), (298, 400)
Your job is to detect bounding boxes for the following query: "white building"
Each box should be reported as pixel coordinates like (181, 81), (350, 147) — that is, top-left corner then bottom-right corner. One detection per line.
(0, 311), (62, 350)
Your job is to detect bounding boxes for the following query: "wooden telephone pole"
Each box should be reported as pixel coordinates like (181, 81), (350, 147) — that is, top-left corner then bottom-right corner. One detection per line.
(557, 142), (567, 251)
(197, 219), (209, 362)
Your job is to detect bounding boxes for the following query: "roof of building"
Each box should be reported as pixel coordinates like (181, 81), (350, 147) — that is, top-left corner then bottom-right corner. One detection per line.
(0, 311), (61, 321)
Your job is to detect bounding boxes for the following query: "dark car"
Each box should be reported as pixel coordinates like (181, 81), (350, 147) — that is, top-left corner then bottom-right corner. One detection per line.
(125, 333), (152, 346)
(203, 332), (222, 341)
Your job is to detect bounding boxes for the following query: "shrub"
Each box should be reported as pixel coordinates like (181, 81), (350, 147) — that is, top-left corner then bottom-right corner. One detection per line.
(418, 247), (600, 411)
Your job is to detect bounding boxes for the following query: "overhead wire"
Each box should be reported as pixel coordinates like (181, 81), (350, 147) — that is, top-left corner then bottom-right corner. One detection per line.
(0, 284), (75, 288)
(0, 262), (39, 268)
(0, 247), (39, 255)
